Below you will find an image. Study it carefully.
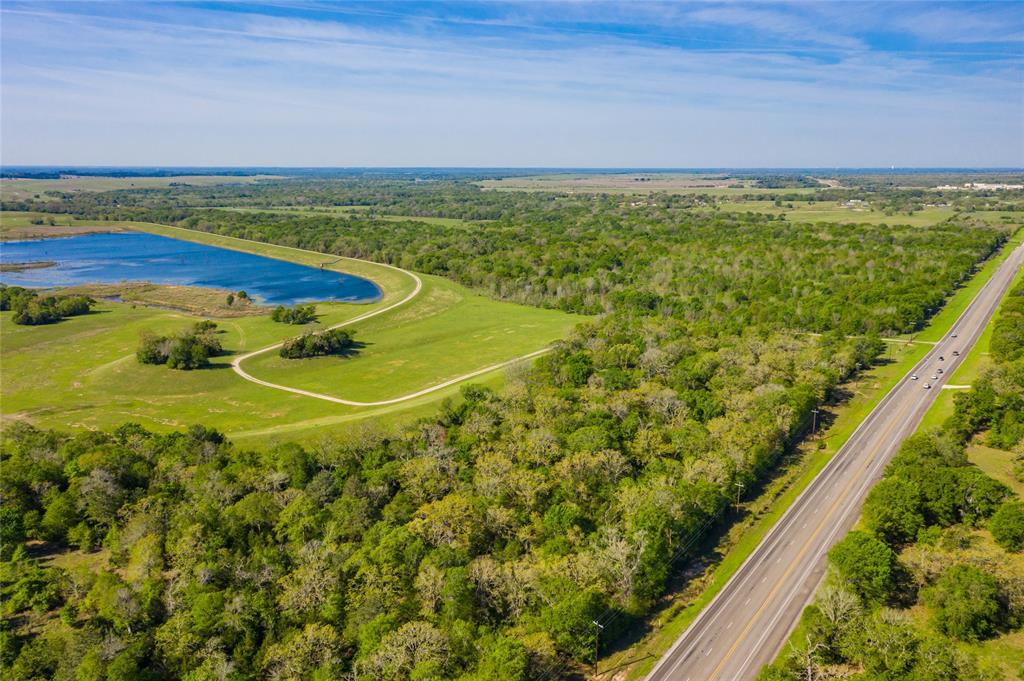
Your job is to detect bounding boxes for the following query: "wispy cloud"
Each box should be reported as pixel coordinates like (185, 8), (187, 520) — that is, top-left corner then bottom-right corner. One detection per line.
(1, 1), (1021, 166)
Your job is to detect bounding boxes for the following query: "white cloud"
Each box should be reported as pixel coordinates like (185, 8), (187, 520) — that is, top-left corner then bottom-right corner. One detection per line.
(1, 2), (1021, 166)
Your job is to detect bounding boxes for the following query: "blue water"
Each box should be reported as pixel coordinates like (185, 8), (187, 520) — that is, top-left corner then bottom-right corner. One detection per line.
(0, 232), (381, 305)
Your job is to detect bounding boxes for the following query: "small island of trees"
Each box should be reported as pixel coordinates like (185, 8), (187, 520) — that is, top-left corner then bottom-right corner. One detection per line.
(279, 328), (355, 358)
(271, 303), (317, 324)
(136, 320), (223, 370)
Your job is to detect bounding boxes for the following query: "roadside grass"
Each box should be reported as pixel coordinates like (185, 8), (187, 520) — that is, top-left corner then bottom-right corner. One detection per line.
(605, 232), (1022, 680)
(913, 227), (1024, 343)
(0, 222), (580, 443)
(918, 255), (1024, 432)
(611, 341), (928, 679)
(768, 239), (1024, 681)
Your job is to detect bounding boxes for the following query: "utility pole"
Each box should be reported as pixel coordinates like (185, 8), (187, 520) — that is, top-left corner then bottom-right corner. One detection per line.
(811, 408), (820, 435)
(734, 481), (745, 513)
(592, 620), (604, 675)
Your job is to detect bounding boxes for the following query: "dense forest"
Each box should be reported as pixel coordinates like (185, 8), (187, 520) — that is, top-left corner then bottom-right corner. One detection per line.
(1, 179), (1021, 679)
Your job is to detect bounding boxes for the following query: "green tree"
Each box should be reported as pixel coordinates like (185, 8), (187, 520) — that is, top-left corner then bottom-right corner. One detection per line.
(827, 531), (897, 603)
(990, 500), (1024, 552)
(862, 477), (924, 545)
(924, 564), (1004, 641)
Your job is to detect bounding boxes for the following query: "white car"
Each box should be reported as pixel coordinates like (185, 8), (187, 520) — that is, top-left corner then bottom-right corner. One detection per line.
(911, 374), (918, 380)
(952, 333), (958, 338)
(924, 383), (932, 389)
(931, 375), (938, 380)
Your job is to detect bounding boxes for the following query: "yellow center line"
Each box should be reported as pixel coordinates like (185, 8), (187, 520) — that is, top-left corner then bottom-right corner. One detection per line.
(706, 377), (922, 680)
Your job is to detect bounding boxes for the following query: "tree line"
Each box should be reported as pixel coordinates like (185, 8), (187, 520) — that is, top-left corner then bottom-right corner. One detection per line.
(1, 286), (95, 326)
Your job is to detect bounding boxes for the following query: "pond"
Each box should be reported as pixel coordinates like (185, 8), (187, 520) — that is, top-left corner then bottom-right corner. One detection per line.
(0, 232), (382, 305)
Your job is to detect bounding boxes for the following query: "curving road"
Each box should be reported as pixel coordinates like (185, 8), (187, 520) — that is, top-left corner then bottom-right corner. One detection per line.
(646, 239), (1024, 681)
(143, 225), (548, 407)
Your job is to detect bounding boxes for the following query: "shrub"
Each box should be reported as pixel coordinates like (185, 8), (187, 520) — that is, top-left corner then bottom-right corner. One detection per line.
(279, 328), (355, 359)
(271, 304), (317, 324)
(990, 500), (1024, 552)
(923, 564), (1004, 641)
(5, 292), (95, 325)
(136, 321), (222, 370)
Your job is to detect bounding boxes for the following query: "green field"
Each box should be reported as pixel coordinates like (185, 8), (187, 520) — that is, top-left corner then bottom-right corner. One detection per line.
(0, 175), (278, 201)
(716, 199), (957, 226)
(0, 222), (579, 443)
(243, 274), (571, 403)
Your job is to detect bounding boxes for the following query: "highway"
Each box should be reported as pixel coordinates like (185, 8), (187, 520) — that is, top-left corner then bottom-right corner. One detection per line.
(645, 239), (1024, 681)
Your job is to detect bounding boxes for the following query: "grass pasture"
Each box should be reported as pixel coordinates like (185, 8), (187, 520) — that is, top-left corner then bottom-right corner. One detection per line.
(242, 273), (574, 403)
(0, 221), (580, 443)
(716, 200), (957, 227)
(0, 175), (279, 201)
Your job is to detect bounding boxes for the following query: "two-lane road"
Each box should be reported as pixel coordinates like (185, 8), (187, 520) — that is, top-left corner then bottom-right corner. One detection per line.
(647, 239), (1024, 681)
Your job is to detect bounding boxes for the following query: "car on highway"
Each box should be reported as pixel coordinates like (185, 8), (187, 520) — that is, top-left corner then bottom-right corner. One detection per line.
(937, 368), (943, 374)
(953, 350), (960, 356)
(924, 383), (932, 389)
(952, 333), (958, 338)
(911, 374), (918, 380)
(931, 374), (938, 379)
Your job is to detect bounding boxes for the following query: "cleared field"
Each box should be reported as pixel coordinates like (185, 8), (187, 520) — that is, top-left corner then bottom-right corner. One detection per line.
(0, 175), (279, 201)
(478, 173), (819, 195)
(968, 443), (1024, 497)
(0, 222), (580, 443)
(716, 200), (957, 226)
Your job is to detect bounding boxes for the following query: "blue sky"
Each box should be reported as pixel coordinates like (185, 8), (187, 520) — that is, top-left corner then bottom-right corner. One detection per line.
(2, 1), (1022, 167)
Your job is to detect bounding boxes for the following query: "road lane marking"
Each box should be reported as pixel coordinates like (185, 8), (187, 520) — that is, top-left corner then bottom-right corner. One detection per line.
(718, 248), (1024, 680)
(706, 370), (925, 680)
(643, 244), (1024, 681)
(733, 385), (934, 679)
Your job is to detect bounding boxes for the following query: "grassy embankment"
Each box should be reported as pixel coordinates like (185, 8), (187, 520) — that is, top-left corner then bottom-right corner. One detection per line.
(0, 221), (579, 444)
(604, 226), (1024, 680)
